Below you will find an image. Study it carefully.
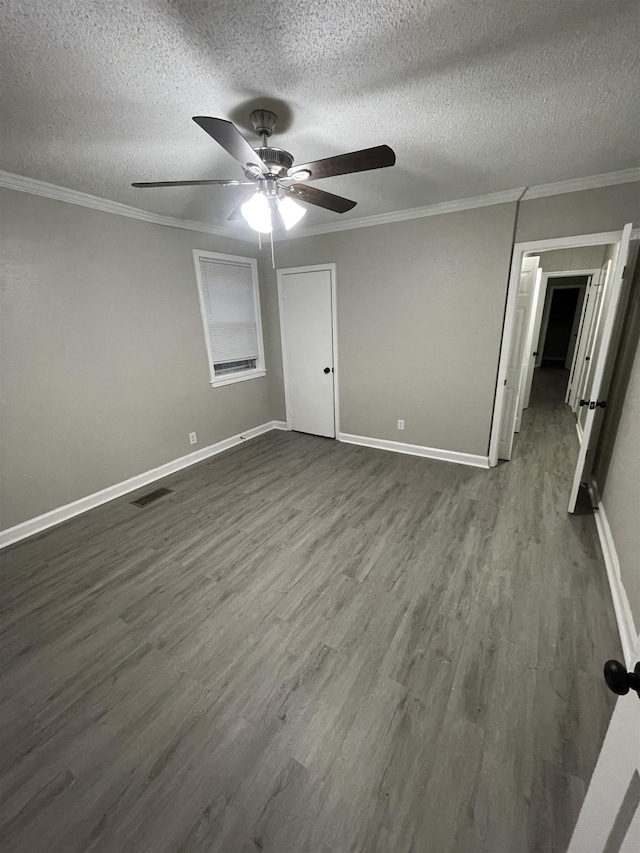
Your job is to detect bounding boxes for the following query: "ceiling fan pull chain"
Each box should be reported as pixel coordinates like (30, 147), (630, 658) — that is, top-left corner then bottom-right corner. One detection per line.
(270, 228), (275, 269)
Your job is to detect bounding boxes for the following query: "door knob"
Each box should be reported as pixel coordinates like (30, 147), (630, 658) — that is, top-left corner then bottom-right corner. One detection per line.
(604, 660), (640, 698)
(323, 367), (331, 374)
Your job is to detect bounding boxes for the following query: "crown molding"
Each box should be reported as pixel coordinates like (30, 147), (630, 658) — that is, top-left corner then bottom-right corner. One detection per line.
(280, 167), (640, 239)
(277, 187), (527, 240)
(0, 170), (254, 243)
(520, 167), (640, 200)
(2, 166), (638, 242)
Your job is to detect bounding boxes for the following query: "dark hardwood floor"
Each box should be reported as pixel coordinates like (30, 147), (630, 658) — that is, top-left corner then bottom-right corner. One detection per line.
(0, 368), (622, 852)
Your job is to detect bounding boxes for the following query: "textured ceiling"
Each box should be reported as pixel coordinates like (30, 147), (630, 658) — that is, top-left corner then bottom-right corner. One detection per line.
(1, 0), (639, 234)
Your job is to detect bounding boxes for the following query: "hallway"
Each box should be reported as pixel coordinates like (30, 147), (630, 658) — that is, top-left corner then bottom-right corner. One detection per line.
(0, 374), (623, 852)
(514, 366), (576, 468)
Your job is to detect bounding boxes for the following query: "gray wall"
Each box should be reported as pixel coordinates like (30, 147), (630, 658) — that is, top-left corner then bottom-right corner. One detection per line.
(516, 182), (640, 243)
(537, 245), (605, 273)
(601, 337), (640, 633)
(269, 203), (518, 456)
(0, 188), (282, 529)
(3, 180), (639, 533)
(594, 247), (640, 633)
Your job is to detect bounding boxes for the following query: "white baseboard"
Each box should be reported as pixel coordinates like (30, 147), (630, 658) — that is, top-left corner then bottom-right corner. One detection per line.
(338, 433), (490, 469)
(0, 420), (288, 550)
(589, 480), (638, 668)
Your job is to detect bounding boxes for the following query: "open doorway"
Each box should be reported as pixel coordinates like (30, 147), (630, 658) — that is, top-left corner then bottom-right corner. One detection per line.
(539, 281), (585, 368)
(534, 280), (588, 421)
(526, 273), (591, 409)
(490, 225), (634, 512)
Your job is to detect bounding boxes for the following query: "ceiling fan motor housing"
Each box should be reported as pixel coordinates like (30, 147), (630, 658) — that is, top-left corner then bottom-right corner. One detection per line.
(252, 147), (294, 177)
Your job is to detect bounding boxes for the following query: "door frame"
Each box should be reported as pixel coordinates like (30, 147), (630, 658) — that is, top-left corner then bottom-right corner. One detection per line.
(536, 272), (592, 367)
(276, 263), (340, 437)
(489, 231), (636, 468)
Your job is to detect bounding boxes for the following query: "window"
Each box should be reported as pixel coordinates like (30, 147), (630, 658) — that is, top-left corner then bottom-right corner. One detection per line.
(193, 250), (266, 387)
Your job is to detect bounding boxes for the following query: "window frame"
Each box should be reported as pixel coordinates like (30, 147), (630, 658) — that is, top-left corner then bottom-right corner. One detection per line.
(192, 249), (267, 388)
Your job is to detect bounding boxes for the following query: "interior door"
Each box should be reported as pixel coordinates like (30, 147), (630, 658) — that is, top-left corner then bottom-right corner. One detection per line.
(567, 639), (640, 853)
(498, 255), (540, 458)
(564, 285), (587, 370)
(571, 261), (610, 413)
(566, 278), (593, 404)
(520, 267), (544, 411)
(279, 267), (336, 438)
(568, 224), (632, 512)
(567, 271), (599, 407)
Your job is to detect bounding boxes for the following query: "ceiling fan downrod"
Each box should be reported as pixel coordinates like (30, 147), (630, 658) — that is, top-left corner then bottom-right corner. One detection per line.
(249, 109), (277, 144)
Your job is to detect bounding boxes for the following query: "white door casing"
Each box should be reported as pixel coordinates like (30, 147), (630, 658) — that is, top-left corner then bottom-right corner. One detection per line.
(567, 636), (640, 853)
(566, 280), (592, 405)
(278, 265), (338, 439)
(568, 224), (632, 513)
(565, 286), (587, 370)
(568, 268), (606, 409)
(498, 255), (539, 457)
(520, 267), (543, 412)
(573, 260), (611, 416)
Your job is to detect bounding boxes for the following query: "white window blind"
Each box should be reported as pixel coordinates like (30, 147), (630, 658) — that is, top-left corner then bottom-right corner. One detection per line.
(193, 251), (265, 386)
(199, 258), (259, 363)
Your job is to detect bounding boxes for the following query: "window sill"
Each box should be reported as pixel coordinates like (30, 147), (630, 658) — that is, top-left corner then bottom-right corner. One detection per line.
(209, 369), (267, 388)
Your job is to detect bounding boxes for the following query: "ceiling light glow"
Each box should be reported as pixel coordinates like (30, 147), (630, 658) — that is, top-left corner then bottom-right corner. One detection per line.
(277, 196), (306, 230)
(241, 192), (272, 233)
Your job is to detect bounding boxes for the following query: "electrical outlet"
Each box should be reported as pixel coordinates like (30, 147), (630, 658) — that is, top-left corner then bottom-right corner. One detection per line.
(397, 419), (405, 430)
(189, 432), (197, 445)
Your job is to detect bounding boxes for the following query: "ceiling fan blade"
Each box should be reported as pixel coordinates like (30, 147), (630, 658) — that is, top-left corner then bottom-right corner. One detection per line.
(193, 116), (269, 175)
(286, 184), (356, 214)
(132, 179), (253, 188)
(288, 145), (395, 181)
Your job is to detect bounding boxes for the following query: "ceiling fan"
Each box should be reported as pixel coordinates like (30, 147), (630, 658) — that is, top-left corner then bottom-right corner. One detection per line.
(132, 109), (396, 233)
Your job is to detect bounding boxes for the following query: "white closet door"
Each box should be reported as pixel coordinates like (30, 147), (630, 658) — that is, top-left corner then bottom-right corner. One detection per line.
(279, 268), (336, 438)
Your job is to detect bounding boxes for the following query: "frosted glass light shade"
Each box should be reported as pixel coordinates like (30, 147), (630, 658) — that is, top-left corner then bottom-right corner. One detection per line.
(241, 193), (272, 233)
(277, 196), (306, 230)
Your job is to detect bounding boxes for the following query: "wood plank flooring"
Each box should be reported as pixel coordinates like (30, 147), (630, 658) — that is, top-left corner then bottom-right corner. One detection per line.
(0, 368), (622, 852)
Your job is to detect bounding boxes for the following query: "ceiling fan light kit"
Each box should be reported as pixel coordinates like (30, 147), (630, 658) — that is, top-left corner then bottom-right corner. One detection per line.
(132, 106), (395, 250)
(241, 192), (273, 233)
(277, 195), (307, 229)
